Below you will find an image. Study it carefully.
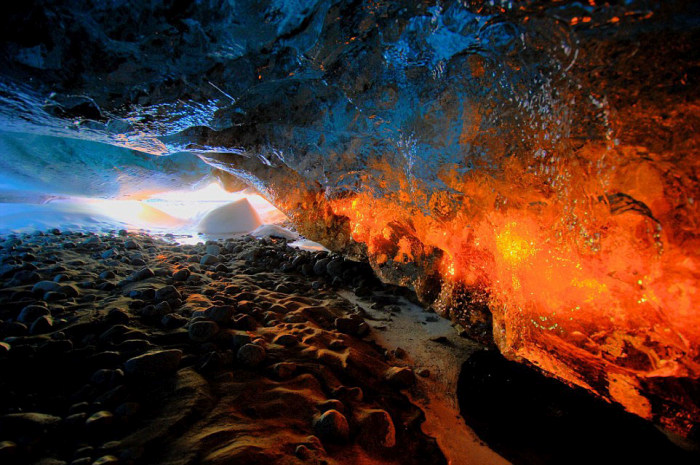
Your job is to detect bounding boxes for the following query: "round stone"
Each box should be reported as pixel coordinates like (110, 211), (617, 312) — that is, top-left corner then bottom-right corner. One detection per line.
(237, 343), (266, 367)
(313, 409), (349, 443)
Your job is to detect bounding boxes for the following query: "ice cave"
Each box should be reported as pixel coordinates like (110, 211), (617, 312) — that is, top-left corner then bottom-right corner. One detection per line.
(0, 1), (698, 464)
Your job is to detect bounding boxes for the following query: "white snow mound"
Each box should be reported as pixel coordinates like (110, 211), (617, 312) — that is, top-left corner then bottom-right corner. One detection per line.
(196, 198), (262, 234)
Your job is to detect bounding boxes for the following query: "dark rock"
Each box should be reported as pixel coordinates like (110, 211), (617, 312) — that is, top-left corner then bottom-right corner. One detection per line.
(71, 458), (92, 465)
(88, 351), (122, 369)
(114, 402), (140, 423)
(326, 258), (346, 277)
(384, 366), (415, 388)
(313, 257), (331, 275)
(31, 280), (62, 294)
(105, 309), (130, 325)
(204, 305), (233, 324)
(317, 399), (344, 413)
(154, 285), (180, 301)
(92, 455), (119, 465)
(0, 321), (28, 337)
(68, 402), (90, 415)
(30, 315), (54, 334)
(99, 270), (116, 280)
(188, 320), (219, 342)
(124, 349), (182, 377)
(0, 412), (62, 438)
(63, 412), (87, 430)
(172, 268), (190, 281)
(230, 333), (252, 349)
(142, 301), (171, 319)
(124, 268), (154, 283)
(85, 411), (114, 431)
(161, 313), (187, 329)
(43, 291), (67, 302)
(101, 249), (118, 259)
(200, 254), (218, 266)
(9, 269), (40, 285)
(334, 317), (361, 335)
(91, 369), (124, 387)
(356, 321), (370, 337)
(295, 444), (312, 460)
(313, 409), (349, 443)
(237, 343), (265, 367)
(0, 441), (18, 462)
(272, 362), (297, 379)
(17, 304), (50, 324)
(124, 239), (140, 250)
(357, 409), (396, 450)
(32, 458), (67, 465)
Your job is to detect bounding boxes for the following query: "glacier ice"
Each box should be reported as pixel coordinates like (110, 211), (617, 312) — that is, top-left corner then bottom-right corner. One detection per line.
(0, 0), (699, 436)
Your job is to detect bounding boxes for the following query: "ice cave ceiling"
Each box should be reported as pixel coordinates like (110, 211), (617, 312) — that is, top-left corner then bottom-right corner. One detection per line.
(0, 0), (699, 436)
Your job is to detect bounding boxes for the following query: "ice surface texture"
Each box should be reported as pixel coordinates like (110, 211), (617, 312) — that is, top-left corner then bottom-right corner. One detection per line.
(0, 1), (699, 436)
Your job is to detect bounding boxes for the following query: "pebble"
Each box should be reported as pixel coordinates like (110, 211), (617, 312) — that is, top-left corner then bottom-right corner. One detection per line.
(101, 249), (118, 259)
(357, 409), (396, 450)
(92, 455), (119, 465)
(85, 411), (114, 430)
(17, 304), (50, 324)
(313, 257), (331, 275)
(204, 305), (233, 324)
(334, 317), (361, 335)
(126, 267), (154, 283)
(114, 402), (140, 423)
(200, 254), (219, 266)
(205, 244), (220, 256)
(8, 269), (40, 285)
(161, 313), (187, 329)
(33, 458), (67, 465)
(0, 412), (62, 437)
(294, 444), (312, 460)
(99, 270), (116, 280)
(71, 458), (92, 465)
(237, 343), (266, 367)
(188, 320), (219, 342)
(142, 301), (171, 318)
(124, 349), (182, 377)
(272, 362), (297, 379)
(30, 315), (54, 334)
(313, 409), (349, 443)
(32, 280), (63, 294)
(384, 366), (415, 388)
(0, 440), (17, 459)
(91, 369), (124, 387)
(105, 308), (130, 325)
(172, 268), (190, 281)
(124, 239), (141, 250)
(154, 285), (180, 301)
(317, 399), (344, 413)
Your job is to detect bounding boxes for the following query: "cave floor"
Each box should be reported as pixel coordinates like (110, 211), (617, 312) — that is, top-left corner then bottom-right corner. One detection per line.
(0, 230), (696, 465)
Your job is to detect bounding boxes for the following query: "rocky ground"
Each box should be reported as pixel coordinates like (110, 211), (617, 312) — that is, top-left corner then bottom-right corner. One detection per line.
(2, 229), (699, 465)
(0, 230), (447, 465)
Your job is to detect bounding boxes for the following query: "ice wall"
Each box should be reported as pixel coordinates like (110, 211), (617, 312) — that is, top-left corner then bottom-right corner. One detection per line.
(0, 0), (698, 436)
